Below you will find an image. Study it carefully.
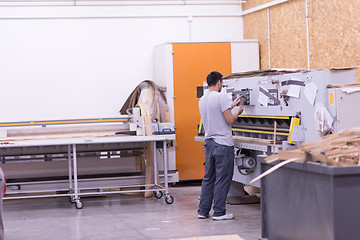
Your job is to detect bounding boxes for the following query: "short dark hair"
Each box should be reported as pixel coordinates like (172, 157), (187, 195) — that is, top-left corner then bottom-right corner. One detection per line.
(206, 71), (223, 87)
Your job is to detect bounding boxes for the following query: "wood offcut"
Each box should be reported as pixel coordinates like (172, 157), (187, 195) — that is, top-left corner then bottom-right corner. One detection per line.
(251, 127), (360, 184)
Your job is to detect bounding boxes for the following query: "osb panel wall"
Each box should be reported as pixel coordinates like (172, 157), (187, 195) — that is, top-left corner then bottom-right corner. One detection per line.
(243, 0), (360, 82)
(270, 0), (307, 69)
(243, 1), (273, 69)
(309, 0), (360, 71)
(243, 10), (269, 68)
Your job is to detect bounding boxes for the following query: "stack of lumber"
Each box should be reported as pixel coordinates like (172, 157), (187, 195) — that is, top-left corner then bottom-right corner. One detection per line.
(266, 127), (360, 166)
(250, 128), (360, 184)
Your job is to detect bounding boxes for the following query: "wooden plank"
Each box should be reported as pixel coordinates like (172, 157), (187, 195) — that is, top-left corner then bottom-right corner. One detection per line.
(0, 131), (122, 142)
(5, 123), (130, 137)
(278, 150), (306, 161)
(305, 149), (333, 166)
(137, 84), (156, 198)
(233, 135), (282, 145)
(135, 153), (145, 172)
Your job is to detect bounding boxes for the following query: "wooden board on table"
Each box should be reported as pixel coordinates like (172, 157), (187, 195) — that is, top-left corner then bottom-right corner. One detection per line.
(233, 136), (282, 145)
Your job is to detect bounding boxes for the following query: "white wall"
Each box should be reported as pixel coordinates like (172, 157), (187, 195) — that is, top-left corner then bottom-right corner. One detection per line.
(0, 1), (243, 122)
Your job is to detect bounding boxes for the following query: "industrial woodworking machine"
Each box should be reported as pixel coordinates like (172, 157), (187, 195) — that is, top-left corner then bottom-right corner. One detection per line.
(196, 68), (360, 188)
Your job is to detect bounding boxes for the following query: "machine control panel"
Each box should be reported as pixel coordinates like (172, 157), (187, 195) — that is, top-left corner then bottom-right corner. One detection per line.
(232, 89), (254, 105)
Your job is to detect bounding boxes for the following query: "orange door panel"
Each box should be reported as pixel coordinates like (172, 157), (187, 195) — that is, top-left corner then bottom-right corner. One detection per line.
(173, 42), (231, 180)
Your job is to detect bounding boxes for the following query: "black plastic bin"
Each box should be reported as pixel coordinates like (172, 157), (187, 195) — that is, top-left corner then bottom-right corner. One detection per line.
(260, 160), (360, 240)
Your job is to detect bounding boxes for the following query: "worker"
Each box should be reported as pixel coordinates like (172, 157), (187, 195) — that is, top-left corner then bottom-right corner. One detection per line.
(197, 71), (243, 220)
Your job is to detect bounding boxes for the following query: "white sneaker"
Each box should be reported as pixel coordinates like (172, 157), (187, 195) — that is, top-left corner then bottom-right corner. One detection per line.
(198, 214), (209, 219)
(212, 213), (234, 220)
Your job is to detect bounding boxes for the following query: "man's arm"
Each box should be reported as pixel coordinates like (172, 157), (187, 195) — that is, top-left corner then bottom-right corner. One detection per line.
(223, 107), (243, 125)
(223, 96), (244, 125)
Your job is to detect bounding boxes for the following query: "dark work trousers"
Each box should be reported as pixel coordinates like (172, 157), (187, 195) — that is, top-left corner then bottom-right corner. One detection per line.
(198, 139), (234, 217)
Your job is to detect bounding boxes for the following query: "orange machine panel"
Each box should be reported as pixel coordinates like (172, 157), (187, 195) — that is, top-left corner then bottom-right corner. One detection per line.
(173, 42), (231, 180)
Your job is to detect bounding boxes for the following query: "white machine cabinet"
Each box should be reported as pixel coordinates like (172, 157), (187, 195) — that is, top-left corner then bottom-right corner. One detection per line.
(327, 87), (360, 131)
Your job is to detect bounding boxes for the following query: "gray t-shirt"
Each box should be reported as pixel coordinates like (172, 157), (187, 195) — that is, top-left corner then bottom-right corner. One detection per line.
(199, 91), (234, 146)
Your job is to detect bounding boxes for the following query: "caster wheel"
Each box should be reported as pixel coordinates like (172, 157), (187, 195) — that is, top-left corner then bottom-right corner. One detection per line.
(165, 195), (174, 204)
(69, 196), (76, 203)
(154, 191), (163, 199)
(75, 201), (83, 209)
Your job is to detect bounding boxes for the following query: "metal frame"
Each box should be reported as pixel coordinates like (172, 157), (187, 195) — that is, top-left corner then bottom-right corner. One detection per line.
(1, 134), (175, 208)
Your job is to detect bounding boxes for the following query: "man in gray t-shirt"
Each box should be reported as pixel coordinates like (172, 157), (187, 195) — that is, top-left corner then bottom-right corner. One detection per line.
(199, 90), (233, 146)
(197, 71), (243, 221)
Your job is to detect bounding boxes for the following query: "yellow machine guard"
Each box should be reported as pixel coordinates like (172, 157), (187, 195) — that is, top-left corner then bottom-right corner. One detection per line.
(288, 117), (300, 144)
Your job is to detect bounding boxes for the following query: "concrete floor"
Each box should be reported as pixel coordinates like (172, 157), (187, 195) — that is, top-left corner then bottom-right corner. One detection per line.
(3, 182), (261, 240)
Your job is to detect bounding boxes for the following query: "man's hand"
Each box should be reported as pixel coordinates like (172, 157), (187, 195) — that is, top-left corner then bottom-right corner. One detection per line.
(231, 96), (242, 109)
(223, 96), (244, 125)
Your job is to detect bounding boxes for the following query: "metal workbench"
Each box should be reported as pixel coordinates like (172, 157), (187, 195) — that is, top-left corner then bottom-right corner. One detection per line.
(0, 134), (176, 209)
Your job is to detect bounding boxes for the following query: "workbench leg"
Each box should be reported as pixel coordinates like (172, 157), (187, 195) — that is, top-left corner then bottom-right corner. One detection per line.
(163, 140), (174, 204)
(163, 140), (168, 193)
(153, 142), (158, 186)
(68, 145), (74, 203)
(152, 141), (165, 199)
(72, 144), (83, 209)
